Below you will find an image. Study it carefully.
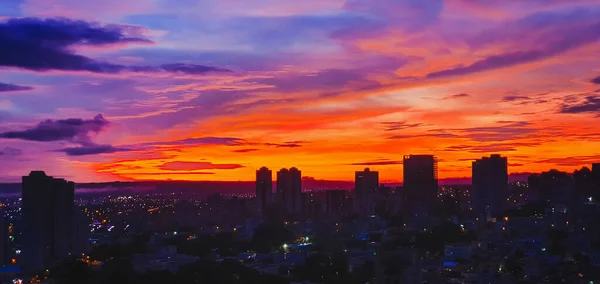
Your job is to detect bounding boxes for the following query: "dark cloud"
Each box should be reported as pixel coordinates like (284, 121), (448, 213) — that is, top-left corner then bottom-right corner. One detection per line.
(0, 18), (148, 72)
(159, 63), (230, 74)
(560, 95), (600, 114)
(381, 121), (422, 131)
(0, 82), (33, 92)
(591, 76), (600, 85)
(143, 137), (244, 147)
(58, 145), (131, 156)
(435, 121), (541, 142)
(349, 159), (402, 166)
(496, 121), (530, 126)
(427, 50), (544, 78)
(0, 114), (132, 156)
(232, 148), (259, 153)
(0, 114), (109, 144)
(0, 18), (228, 75)
(159, 161), (244, 171)
(265, 141), (307, 148)
(387, 133), (457, 139)
(444, 142), (541, 153)
(509, 163), (524, 167)
(503, 96), (530, 102)
(444, 93), (470, 100)
(133, 171), (215, 175)
(0, 147), (22, 156)
(537, 155), (600, 166)
(503, 92), (551, 105)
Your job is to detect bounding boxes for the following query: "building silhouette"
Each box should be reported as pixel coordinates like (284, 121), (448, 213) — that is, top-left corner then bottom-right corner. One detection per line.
(354, 168), (379, 215)
(326, 190), (351, 219)
(574, 166), (594, 202)
(528, 169), (573, 206)
(471, 154), (508, 216)
(0, 209), (9, 267)
(403, 155), (438, 211)
(255, 167), (272, 216)
(593, 163), (600, 193)
(276, 168), (302, 215)
(22, 171), (75, 272)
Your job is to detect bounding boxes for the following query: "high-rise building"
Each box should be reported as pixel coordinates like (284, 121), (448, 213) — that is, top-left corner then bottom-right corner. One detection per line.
(471, 154), (508, 216)
(71, 209), (90, 256)
(22, 171), (75, 272)
(277, 168), (302, 215)
(574, 167), (594, 202)
(403, 155), (438, 209)
(326, 190), (351, 219)
(354, 168), (379, 215)
(593, 163), (600, 193)
(528, 169), (573, 206)
(0, 209), (9, 267)
(255, 167), (272, 216)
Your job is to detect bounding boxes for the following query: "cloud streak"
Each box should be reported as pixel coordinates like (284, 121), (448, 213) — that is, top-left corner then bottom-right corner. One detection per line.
(0, 147), (22, 157)
(58, 145), (131, 156)
(381, 121), (423, 131)
(0, 114), (109, 143)
(560, 95), (600, 115)
(159, 161), (244, 171)
(0, 82), (33, 92)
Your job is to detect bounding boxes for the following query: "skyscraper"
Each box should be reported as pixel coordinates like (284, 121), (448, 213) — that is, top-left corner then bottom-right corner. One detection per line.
(326, 190), (351, 219)
(277, 168), (302, 215)
(255, 167), (272, 216)
(354, 168), (379, 215)
(528, 169), (573, 206)
(403, 155), (438, 209)
(22, 171), (75, 272)
(593, 163), (600, 193)
(574, 167), (594, 202)
(0, 209), (9, 267)
(471, 154), (508, 216)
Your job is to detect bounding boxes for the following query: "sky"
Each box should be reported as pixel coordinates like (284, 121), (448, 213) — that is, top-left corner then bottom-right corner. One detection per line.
(1, 0), (600, 183)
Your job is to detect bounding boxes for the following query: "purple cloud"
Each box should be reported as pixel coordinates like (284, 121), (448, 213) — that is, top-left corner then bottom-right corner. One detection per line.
(444, 93), (470, 100)
(133, 171), (215, 175)
(0, 147), (22, 157)
(387, 133), (457, 139)
(592, 76), (600, 85)
(444, 142), (541, 153)
(0, 18), (228, 75)
(537, 155), (600, 166)
(264, 141), (306, 148)
(232, 148), (259, 153)
(0, 18), (149, 72)
(58, 144), (130, 156)
(428, 10), (600, 78)
(503, 96), (530, 102)
(560, 95), (600, 114)
(143, 137), (244, 147)
(0, 82), (33, 92)
(381, 121), (423, 131)
(159, 63), (230, 75)
(159, 161), (244, 171)
(0, 114), (109, 143)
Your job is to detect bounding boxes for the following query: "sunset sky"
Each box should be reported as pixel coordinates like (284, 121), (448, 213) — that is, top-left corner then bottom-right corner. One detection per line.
(1, 0), (600, 183)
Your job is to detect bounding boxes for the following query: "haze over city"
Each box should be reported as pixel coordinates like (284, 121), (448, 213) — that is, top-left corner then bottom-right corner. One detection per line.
(1, 0), (600, 183)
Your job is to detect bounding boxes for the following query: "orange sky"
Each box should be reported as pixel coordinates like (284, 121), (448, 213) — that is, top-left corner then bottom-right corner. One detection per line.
(1, 0), (600, 182)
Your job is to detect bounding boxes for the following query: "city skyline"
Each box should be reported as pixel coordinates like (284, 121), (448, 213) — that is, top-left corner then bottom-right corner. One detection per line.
(1, 1), (600, 182)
